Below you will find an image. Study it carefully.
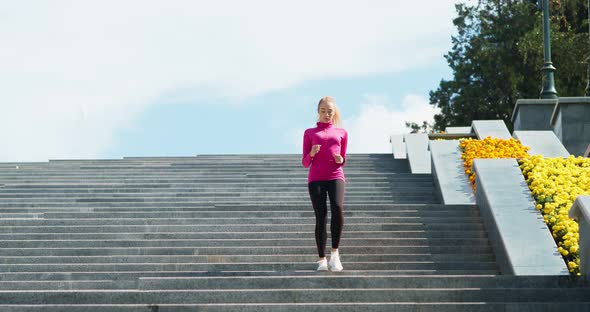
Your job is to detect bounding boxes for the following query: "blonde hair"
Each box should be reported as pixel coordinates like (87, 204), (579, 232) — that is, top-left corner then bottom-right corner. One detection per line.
(317, 96), (342, 127)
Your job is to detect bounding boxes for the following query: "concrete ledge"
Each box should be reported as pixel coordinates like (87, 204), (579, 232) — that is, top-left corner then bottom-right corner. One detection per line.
(512, 99), (556, 131)
(389, 135), (406, 159)
(404, 133), (430, 174)
(445, 126), (473, 134)
(550, 97), (590, 156)
(471, 120), (511, 140)
(428, 133), (477, 140)
(429, 140), (475, 205)
(569, 196), (590, 276)
(473, 158), (569, 276)
(512, 131), (570, 157)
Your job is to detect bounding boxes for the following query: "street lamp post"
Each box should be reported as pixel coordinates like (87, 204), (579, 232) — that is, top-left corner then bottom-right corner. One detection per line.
(585, 0), (590, 96)
(540, 0), (558, 99)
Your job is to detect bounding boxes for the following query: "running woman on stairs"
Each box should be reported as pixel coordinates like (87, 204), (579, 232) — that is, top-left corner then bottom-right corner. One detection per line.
(302, 96), (348, 272)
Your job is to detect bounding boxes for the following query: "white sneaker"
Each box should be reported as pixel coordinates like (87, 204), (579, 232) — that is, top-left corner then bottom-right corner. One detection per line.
(316, 259), (328, 271)
(329, 252), (343, 272)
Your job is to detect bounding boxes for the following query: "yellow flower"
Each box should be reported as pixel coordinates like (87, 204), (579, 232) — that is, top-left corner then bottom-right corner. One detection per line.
(460, 137), (530, 191)
(518, 156), (590, 276)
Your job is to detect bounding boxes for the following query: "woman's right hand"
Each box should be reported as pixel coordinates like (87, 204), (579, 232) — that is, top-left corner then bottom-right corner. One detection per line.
(310, 144), (321, 157)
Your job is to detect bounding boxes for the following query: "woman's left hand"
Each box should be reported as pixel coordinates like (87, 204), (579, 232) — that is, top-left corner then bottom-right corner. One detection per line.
(333, 154), (344, 164)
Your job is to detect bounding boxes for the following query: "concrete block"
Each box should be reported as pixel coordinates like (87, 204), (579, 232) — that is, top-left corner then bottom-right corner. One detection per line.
(404, 133), (430, 174)
(551, 97), (590, 156)
(390, 135), (406, 159)
(429, 140), (475, 205)
(471, 120), (511, 140)
(512, 131), (569, 157)
(512, 99), (557, 131)
(445, 127), (473, 134)
(569, 196), (590, 276)
(473, 158), (569, 276)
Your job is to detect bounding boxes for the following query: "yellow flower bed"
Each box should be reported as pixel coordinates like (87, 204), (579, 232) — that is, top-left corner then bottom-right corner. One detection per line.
(459, 137), (530, 189)
(519, 155), (590, 276)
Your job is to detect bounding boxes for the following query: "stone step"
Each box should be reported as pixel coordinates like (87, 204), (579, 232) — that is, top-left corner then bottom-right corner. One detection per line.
(0, 184), (426, 189)
(0, 167), (411, 174)
(0, 198), (431, 205)
(0, 303), (589, 312)
(0, 230), (490, 240)
(0, 181), (436, 188)
(0, 187), (433, 194)
(0, 237), (493, 248)
(0, 217), (481, 226)
(2, 161), (405, 166)
(0, 269), (503, 284)
(138, 274), (589, 290)
(0, 171), (426, 177)
(0, 253), (496, 264)
(10, 168), (402, 173)
(0, 188), (434, 195)
(0, 196), (435, 203)
(122, 154), (397, 160)
(0, 178), (432, 184)
(0, 198), (434, 204)
(0, 261), (500, 273)
(0, 183), (434, 190)
(0, 190), (432, 197)
(1, 167), (405, 172)
(0, 203), (462, 209)
(0, 223), (487, 233)
(5, 274), (583, 291)
(0, 174), (420, 180)
(26, 167), (405, 172)
(149, 156), (401, 160)
(11, 158), (404, 163)
(0, 200), (442, 207)
(56, 161), (328, 166)
(0, 280), (133, 291)
(0, 245), (494, 257)
(0, 185), (404, 191)
(0, 198), (439, 205)
(0, 193), (433, 200)
(0, 228), (490, 239)
(0, 163), (402, 167)
(0, 205), (472, 213)
(2, 210), (480, 219)
(0, 202), (465, 210)
(1, 287), (589, 305)
(0, 185), (398, 191)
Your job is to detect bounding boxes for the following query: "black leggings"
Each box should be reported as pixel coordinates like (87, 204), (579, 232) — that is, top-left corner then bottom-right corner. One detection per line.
(308, 179), (345, 258)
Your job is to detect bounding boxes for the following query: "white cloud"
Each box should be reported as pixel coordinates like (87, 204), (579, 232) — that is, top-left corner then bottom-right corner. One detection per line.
(344, 94), (440, 153)
(0, 0), (457, 161)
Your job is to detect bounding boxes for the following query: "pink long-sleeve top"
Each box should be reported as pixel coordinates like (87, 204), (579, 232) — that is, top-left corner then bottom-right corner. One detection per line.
(302, 121), (348, 183)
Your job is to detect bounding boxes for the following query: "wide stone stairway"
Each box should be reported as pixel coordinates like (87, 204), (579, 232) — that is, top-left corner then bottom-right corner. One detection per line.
(0, 154), (588, 311)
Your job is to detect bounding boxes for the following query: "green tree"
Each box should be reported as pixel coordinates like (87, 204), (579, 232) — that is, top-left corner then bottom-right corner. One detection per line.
(405, 121), (433, 133)
(430, 0), (589, 131)
(519, 0), (589, 97)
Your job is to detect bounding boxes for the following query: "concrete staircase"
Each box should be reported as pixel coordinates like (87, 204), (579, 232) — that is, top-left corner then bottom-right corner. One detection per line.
(0, 154), (588, 311)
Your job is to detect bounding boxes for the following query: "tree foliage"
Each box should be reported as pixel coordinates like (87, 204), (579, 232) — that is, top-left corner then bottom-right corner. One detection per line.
(430, 0), (590, 131)
(405, 121), (433, 133)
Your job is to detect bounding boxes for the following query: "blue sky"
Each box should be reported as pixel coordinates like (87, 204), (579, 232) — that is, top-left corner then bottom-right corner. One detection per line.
(0, 1), (458, 162)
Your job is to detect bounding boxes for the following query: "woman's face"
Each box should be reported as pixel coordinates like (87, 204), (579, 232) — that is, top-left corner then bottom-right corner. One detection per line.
(318, 102), (335, 123)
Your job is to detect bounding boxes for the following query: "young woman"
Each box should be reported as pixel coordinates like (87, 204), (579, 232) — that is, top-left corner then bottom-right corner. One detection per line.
(302, 96), (348, 272)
